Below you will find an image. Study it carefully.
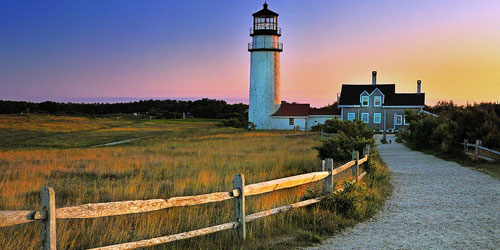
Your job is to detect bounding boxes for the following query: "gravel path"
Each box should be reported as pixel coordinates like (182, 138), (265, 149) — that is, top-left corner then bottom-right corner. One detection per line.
(307, 135), (500, 250)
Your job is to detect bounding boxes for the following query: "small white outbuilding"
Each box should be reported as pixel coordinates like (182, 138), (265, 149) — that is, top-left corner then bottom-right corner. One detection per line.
(270, 102), (341, 131)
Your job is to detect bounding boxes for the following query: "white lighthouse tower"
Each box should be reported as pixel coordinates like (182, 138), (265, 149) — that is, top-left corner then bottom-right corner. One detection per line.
(248, 3), (283, 129)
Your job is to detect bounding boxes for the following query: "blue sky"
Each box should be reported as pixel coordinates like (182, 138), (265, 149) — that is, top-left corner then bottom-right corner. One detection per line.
(1, 0), (499, 106)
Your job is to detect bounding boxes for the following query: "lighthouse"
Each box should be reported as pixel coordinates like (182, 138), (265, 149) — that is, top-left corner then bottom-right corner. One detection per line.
(248, 2), (283, 129)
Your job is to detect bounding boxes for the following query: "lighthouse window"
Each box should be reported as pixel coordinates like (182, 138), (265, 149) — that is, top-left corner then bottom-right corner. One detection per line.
(255, 17), (276, 30)
(289, 118), (294, 125)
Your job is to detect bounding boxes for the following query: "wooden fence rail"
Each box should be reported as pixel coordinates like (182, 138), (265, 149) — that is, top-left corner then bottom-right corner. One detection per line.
(462, 139), (500, 162)
(0, 145), (371, 250)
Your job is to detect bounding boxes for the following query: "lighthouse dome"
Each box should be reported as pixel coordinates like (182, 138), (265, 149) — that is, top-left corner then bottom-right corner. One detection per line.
(251, 3), (280, 37)
(252, 2), (279, 17)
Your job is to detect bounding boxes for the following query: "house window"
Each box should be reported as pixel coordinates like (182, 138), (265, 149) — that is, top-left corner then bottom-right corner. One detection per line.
(361, 113), (369, 123)
(374, 113), (381, 124)
(347, 113), (355, 121)
(395, 115), (403, 125)
(289, 118), (294, 125)
(374, 96), (382, 107)
(361, 96), (369, 107)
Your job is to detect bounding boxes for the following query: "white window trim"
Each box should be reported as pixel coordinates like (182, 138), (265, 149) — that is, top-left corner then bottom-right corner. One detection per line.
(395, 115), (403, 125)
(374, 113), (381, 124)
(347, 113), (355, 121)
(404, 117), (409, 125)
(361, 96), (369, 107)
(361, 113), (369, 123)
(374, 96), (382, 107)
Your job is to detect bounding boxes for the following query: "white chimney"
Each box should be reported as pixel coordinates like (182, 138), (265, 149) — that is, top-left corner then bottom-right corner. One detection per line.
(417, 80), (421, 94)
(372, 71), (377, 85)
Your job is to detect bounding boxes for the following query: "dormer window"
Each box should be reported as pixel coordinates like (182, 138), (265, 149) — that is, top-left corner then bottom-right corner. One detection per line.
(374, 96), (382, 107)
(361, 96), (369, 106)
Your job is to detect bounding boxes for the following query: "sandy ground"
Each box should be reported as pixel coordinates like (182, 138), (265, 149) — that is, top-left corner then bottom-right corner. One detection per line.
(307, 135), (500, 250)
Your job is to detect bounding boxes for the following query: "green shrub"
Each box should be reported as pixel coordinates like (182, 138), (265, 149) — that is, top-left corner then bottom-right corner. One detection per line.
(313, 119), (374, 161)
(320, 182), (362, 218)
(314, 133), (373, 161)
(219, 115), (256, 130)
(312, 119), (373, 140)
(310, 123), (325, 132)
(405, 102), (500, 152)
(395, 129), (408, 143)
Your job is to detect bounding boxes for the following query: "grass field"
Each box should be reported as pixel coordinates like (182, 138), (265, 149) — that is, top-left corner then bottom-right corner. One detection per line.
(0, 115), (391, 249)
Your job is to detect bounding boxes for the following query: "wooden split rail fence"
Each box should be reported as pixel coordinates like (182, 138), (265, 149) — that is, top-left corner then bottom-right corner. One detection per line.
(462, 139), (500, 162)
(0, 145), (371, 250)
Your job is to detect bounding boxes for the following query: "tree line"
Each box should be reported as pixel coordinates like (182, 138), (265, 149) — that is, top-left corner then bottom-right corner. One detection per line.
(0, 99), (248, 119)
(402, 101), (500, 151)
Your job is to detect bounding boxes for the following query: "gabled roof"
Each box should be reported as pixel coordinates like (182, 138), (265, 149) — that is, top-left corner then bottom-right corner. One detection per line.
(339, 84), (395, 105)
(385, 93), (425, 106)
(338, 84), (424, 106)
(271, 103), (309, 116)
(271, 103), (341, 117)
(253, 3), (279, 16)
(309, 108), (341, 116)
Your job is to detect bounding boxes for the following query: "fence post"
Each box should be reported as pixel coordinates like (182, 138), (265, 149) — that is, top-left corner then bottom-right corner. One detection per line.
(478, 140), (482, 158)
(233, 174), (246, 240)
(41, 187), (56, 250)
(464, 138), (468, 153)
(363, 144), (370, 158)
(352, 151), (359, 182)
(322, 158), (334, 195)
(475, 139), (480, 159)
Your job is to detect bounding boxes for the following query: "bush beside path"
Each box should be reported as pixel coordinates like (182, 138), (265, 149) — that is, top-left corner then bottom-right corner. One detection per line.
(307, 135), (500, 249)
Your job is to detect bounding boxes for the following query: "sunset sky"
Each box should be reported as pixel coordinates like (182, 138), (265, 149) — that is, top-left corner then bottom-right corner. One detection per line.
(1, 0), (499, 107)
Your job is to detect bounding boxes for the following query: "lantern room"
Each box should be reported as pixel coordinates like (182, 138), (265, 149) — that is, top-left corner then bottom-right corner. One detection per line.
(250, 3), (281, 36)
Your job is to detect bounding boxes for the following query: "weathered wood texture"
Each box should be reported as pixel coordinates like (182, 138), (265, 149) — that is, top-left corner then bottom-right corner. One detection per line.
(463, 139), (498, 161)
(352, 151), (359, 182)
(332, 160), (355, 176)
(478, 155), (494, 162)
(479, 146), (500, 155)
(54, 191), (234, 219)
(322, 158), (334, 194)
(87, 222), (238, 250)
(0, 210), (38, 227)
(246, 197), (323, 222)
(41, 187), (57, 250)
(358, 155), (368, 165)
(475, 140), (481, 158)
(246, 172), (368, 223)
(0, 164), (361, 228)
(0, 165), (371, 250)
(233, 174), (246, 240)
(358, 171), (367, 180)
(0, 171), (328, 226)
(244, 171), (329, 197)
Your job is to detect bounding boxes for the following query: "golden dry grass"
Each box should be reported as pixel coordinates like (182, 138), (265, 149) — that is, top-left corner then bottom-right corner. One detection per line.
(0, 115), (391, 249)
(0, 115), (326, 249)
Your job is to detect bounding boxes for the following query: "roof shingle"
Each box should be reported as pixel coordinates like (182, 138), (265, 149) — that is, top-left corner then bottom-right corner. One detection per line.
(271, 103), (341, 116)
(338, 84), (424, 106)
